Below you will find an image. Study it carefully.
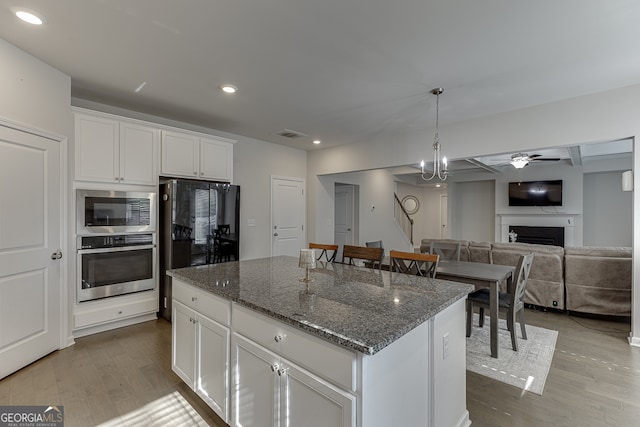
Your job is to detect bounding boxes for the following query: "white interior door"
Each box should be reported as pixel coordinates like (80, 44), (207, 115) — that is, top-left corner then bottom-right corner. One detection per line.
(271, 177), (305, 257)
(0, 124), (62, 379)
(440, 194), (449, 238)
(334, 185), (354, 259)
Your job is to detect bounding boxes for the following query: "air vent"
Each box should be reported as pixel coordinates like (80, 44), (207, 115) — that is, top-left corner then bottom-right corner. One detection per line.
(273, 128), (308, 139)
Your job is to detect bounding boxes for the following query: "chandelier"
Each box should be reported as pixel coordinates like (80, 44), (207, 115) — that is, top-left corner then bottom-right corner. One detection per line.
(420, 87), (448, 181)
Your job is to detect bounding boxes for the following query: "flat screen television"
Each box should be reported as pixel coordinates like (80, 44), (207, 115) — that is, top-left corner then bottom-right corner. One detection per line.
(508, 180), (563, 206)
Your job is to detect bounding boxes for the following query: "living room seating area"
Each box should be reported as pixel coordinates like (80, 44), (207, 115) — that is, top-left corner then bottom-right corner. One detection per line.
(420, 238), (632, 317)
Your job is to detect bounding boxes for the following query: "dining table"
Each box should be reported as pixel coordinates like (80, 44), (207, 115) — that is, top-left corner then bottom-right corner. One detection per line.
(436, 260), (514, 358)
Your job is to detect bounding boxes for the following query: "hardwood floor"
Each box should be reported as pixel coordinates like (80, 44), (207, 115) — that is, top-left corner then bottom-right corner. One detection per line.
(1, 310), (638, 426)
(468, 309), (640, 427)
(0, 320), (227, 427)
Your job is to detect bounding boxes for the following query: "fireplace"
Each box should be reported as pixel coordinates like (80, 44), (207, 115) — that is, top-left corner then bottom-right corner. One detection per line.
(509, 226), (564, 247)
(499, 214), (577, 246)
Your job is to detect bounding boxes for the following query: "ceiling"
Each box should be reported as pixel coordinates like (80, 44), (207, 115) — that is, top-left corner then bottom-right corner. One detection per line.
(1, 1), (640, 152)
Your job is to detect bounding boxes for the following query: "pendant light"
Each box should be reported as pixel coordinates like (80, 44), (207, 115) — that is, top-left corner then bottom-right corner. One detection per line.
(420, 88), (448, 181)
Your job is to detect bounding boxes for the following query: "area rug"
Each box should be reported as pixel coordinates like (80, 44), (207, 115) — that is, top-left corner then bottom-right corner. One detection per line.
(466, 314), (558, 395)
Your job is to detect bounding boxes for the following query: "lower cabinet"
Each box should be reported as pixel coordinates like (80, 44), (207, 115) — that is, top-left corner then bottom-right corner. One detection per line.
(231, 333), (355, 427)
(172, 300), (230, 422)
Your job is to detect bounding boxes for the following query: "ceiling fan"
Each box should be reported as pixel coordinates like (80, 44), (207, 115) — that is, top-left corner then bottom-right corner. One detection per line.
(510, 152), (561, 169)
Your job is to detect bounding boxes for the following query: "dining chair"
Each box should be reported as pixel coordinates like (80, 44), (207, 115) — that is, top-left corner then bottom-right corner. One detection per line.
(466, 252), (535, 351)
(365, 240), (385, 268)
(217, 224), (231, 235)
(430, 241), (461, 261)
(389, 250), (439, 278)
(308, 242), (339, 262)
(342, 245), (384, 270)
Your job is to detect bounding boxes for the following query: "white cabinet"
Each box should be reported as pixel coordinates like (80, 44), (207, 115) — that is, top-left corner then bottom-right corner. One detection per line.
(161, 130), (233, 181)
(74, 112), (158, 185)
(172, 282), (231, 423)
(232, 333), (355, 427)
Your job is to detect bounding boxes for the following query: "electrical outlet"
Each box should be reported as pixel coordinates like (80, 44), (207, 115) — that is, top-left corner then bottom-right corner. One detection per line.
(443, 333), (449, 359)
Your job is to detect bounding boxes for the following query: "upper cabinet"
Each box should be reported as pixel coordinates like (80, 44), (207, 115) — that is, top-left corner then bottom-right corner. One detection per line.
(75, 111), (159, 186)
(161, 130), (234, 182)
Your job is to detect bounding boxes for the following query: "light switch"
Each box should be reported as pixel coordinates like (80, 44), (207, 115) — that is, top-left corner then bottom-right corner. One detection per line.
(247, 218), (256, 227)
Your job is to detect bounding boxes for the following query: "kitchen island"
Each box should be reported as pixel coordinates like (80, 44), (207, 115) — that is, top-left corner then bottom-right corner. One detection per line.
(168, 256), (473, 427)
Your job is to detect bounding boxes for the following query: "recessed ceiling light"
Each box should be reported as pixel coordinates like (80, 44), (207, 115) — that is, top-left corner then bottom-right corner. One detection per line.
(313, 140), (321, 145)
(220, 84), (237, 94)
(12, 8), (45, 25)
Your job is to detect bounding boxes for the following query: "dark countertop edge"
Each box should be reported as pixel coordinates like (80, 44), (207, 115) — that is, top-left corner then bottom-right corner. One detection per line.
(167, 269), (474, 356)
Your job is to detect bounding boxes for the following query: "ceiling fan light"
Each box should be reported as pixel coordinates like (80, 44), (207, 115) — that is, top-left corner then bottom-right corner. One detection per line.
(511, 155), (529, 169)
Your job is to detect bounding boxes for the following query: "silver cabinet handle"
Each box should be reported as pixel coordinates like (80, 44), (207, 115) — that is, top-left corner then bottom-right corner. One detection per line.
(277, 367), (287, 376)
(192, 296), (197, 302)
(273, 233), (278, 236)
(270, 364), (279, 372)
(274, 335), (284, 342)
(51, 250), (62, 260)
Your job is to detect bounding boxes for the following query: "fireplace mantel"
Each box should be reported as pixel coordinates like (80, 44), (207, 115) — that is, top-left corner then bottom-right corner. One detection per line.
(497, 213), (579, 246)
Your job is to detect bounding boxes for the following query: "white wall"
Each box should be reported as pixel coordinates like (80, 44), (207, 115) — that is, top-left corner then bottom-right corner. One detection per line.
(584, 171), (633, 246)
(0, 38), (72, 345)
(71, 99), (307, 261)
(449, 180), (496, 242)
(0, 38), (71, 137)
(317, 169), (413, 254)
(396, 182), (447, 244)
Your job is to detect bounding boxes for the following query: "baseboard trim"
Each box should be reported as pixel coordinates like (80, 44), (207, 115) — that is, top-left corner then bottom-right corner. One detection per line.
(73, 313), (157, 338)
(629, 334), (640, 347)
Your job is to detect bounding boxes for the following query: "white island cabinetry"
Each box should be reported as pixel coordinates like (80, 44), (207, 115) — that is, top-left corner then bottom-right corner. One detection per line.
(171, 281), (231, 423)
(170, 266), (470, 427)
(161, 130), (233, 182)
(232, 305), (356, 427)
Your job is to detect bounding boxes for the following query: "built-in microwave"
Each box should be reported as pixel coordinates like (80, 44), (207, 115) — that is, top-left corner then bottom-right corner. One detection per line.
(77, 190), (156, 235)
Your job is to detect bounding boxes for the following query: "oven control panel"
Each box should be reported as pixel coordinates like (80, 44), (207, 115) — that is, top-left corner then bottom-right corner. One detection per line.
(78, 233), (155, 250)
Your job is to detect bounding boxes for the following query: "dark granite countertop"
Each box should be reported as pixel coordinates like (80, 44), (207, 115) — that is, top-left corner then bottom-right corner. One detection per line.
(168, 256), (474, 355)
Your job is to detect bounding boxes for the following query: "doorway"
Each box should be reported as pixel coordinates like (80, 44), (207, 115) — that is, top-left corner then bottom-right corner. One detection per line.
(271, 176), (305, 257)
(0, 122), (65, 379)
(334, 184), (358, 259)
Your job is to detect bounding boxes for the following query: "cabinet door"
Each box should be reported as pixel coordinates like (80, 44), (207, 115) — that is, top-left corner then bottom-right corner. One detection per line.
(200, 137), (233, 181)
(232, 334), (279, 427)
(282, 362), (356, 427)
(172, 301), (196, 387)
(196, 313), (230, 422)
(75, 113), (119, 182)
(119, 122), (158, 185)
(161, 130), (199, 178)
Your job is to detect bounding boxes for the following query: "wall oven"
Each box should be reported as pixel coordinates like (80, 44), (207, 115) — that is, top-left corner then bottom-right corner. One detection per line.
(77, 233), (156, 302)
(77, 189), (156, 234)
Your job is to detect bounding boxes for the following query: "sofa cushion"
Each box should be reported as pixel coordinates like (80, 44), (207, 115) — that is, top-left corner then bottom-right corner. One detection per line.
(564, 246), (631, 258)
(490, 242), (564, 309)
(468, 241), (492, 263)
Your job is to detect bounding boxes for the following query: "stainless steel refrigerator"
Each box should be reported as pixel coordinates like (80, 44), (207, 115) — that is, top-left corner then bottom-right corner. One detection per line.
(159, 178), (240, 321)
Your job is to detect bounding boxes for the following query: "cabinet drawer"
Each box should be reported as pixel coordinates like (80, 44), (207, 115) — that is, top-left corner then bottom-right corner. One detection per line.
(173, 280), (230, 326)
(233, 304), (357, 391)
(75, 297), (157, 329)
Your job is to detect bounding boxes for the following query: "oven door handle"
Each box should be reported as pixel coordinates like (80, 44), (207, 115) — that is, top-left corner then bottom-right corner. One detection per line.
(78, 244), (156, 254)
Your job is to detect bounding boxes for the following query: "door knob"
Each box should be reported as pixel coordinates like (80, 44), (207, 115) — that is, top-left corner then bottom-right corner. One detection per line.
(51, 250), (62, 260)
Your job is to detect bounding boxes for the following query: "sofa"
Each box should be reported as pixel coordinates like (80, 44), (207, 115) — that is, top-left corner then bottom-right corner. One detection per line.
(564, 246), (632, 316)
(420, 239), (632, 316)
